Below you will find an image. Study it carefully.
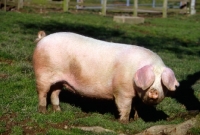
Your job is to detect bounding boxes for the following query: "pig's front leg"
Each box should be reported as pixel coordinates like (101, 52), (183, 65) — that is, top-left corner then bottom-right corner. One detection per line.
(114, 93), (133, 122)
(133, 107), (139, 121)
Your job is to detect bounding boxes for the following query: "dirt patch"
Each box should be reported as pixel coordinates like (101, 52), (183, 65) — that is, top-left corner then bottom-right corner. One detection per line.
(1, 111), (199, 135)
(0, 59), (13, 65)
(0, 112), (47, 135)
(0, 74), (8, 79)
(47, 120), (69, 130)
(0, 59), (13, 79)
(0, 112), (88, 135)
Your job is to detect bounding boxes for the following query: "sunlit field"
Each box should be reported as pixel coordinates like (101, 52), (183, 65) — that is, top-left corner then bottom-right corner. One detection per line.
(0, 8), (200, 134)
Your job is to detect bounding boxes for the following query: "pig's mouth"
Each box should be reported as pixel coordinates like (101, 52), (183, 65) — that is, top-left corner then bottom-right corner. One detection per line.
(142, 99), (158, 105)
(136, 87), (164, 105)
(142, 97), (163, 105)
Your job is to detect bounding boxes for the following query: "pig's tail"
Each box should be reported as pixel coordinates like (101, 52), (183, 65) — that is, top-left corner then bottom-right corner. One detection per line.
(35, 31), (46, 43)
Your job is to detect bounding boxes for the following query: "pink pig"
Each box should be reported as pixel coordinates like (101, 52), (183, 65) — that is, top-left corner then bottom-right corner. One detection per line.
(33, 31), (179, 122)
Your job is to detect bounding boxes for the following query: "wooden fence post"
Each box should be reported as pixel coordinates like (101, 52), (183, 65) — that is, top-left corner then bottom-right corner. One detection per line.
(63, 0), (69, 12)
(4, 0), (6, 11)
(162, 0), (167, 18)
(101, 0), (107, 16)
(190, 0), (196, 15)
(133, 0), (138, 17)
(17, 0), (23, 10)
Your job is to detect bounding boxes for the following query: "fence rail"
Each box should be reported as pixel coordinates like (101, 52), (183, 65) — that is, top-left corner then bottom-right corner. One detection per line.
(0, 0), (196, 18)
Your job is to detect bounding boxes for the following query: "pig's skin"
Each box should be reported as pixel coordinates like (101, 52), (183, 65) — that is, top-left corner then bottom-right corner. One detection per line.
(33, 32), (179, 122)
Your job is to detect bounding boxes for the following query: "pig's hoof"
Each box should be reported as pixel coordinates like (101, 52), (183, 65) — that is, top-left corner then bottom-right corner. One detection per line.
(119, 118), (129, 124)
(119, 119), (129, 124)
(134, 113), (139, 121)
(133, 116), (139, 121)
(38, 106), (47, 114)
(52, 105), (61, 112)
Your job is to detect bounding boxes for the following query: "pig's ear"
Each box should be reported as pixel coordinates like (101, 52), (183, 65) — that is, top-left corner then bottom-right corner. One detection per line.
(134, 65), (155, 90)
(161, 67), (179, 91)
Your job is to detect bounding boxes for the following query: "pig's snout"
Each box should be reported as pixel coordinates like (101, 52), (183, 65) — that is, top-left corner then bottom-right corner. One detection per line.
(144, 88), (165, 105)
(148, 89), (158, 99)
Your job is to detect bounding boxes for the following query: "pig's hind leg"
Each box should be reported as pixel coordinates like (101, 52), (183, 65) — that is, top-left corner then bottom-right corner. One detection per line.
(36, 80), (51, 113)
(50, 81), (75, 112)
(50, 82), (62, 112)
(37, 79), (62, 113)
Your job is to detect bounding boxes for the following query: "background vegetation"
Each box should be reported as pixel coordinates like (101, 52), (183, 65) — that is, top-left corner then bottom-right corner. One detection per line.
(0, 8), (200, 134)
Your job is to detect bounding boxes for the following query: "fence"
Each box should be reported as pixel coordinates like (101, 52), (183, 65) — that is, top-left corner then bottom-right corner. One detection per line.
(0, 0), (196, 18)
(196, 0), (200, 12)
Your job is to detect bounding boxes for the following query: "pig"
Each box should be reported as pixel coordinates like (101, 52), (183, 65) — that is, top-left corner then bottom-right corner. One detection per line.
(33, 31), (179, 122)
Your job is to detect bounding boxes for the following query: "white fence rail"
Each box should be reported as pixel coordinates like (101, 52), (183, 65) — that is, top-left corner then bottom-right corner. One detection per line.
(0, 0), (196, 18)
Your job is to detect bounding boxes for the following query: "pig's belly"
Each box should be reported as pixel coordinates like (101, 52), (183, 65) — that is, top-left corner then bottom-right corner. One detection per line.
(59, 69), (115, 99)
(63, 79), (114, 99)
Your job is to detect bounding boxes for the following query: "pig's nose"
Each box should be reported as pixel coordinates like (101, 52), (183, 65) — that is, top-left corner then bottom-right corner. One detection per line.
(148, 89), (158, 99)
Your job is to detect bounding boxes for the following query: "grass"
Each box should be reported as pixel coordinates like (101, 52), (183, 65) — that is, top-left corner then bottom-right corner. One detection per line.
(0, 9), (200, 134)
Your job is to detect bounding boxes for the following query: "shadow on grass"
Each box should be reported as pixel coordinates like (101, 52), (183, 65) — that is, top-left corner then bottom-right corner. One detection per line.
(59, 90), (119, 118)
(171, 71), (200, 111)
(19, 20), (124, 42)
(131, 97), (169, 122)
(18, 20), (200, 58)
(59, 90), (168, 122)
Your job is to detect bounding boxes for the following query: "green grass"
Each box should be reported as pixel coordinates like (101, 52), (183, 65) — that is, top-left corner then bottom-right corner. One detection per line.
(0, 10), (200, 134)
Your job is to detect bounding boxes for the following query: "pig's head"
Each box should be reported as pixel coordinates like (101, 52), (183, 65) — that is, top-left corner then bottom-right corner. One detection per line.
(134, 65), (179, 105)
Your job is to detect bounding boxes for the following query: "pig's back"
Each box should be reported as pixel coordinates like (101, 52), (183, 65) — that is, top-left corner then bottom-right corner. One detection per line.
(35, 32), (165, 78)
(36, 32), (162, 63)
(36, 32), (126, 56)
